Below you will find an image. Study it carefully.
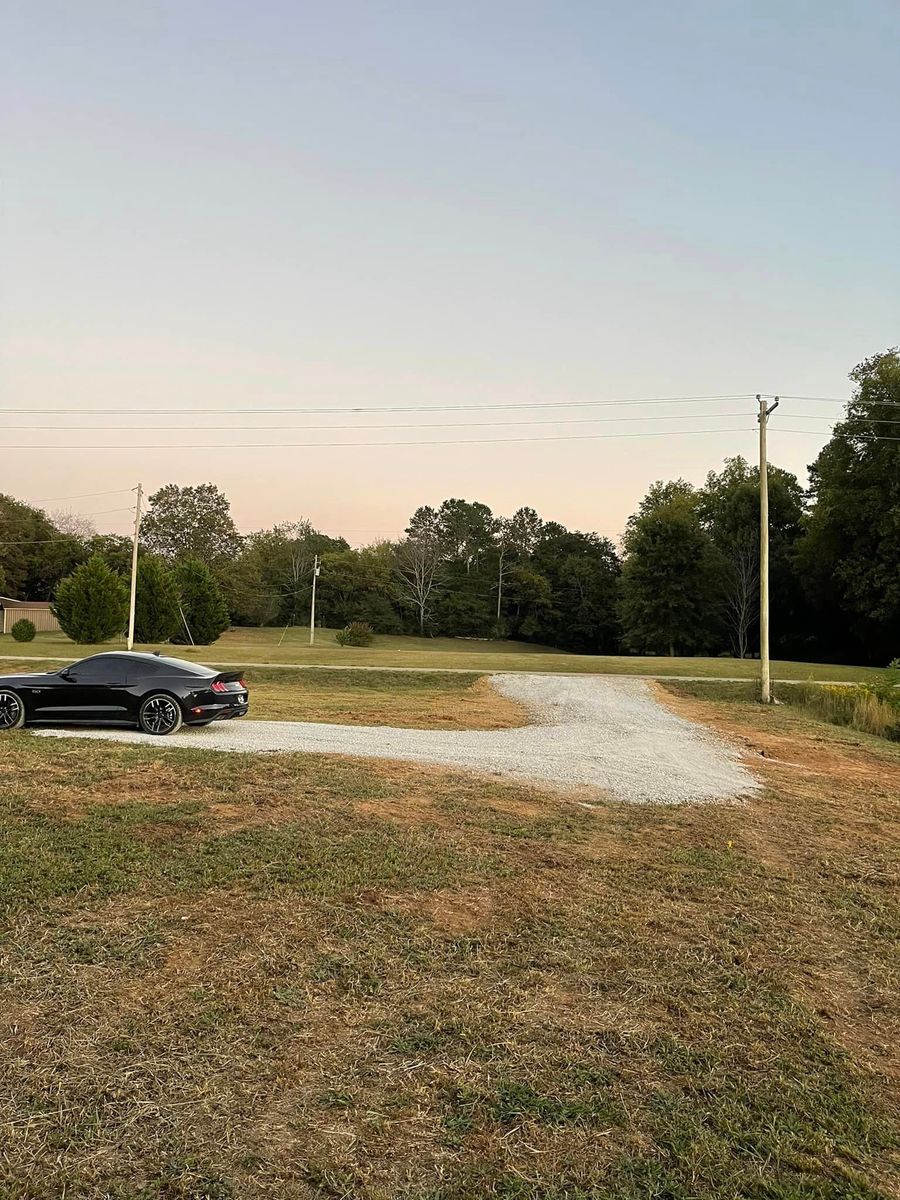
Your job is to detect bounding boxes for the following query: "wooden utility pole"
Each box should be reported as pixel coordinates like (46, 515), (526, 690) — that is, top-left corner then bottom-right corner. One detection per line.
(758, 396), (779, 703)
(309, 554), (320, 646)
(126, 483), (142, 651)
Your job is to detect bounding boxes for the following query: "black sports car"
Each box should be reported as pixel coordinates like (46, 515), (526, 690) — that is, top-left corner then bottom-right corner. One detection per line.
(0, 652), (249, 736)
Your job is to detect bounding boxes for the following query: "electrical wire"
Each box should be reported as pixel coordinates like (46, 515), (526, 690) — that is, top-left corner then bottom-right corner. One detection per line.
(27, 487), (137, 502)
(0, 393), (755, 416)
(8, 411), (900, 433)
(0, 411), (762, 432)
(0, 426), (764, 450)
(67, 505), (136, 517)
(771, 414), (900, 425)
(777, 395), (900, 408)
(776, 429), (900, 440)
(10, 425), (897, 451)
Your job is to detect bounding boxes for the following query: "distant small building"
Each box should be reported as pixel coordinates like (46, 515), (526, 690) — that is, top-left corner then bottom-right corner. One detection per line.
(0, 597), (61, 635)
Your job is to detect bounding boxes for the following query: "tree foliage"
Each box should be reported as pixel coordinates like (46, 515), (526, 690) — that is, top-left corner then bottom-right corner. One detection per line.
(699, 456), (805, 658)
(228, 522), (348, 627)
(0, 495), (85, 600)
(619, 487), (719, 656)
(799, 350), (900, 663)
(52, 555), (129, 644)
(171, 559), (230, 645)
(133, 556), (181, 643)
(140, 483), (243, 566)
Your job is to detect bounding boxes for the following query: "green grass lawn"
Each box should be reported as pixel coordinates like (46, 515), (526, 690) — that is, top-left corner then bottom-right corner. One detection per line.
(0, 626), (883, 682)
(0, 691), (897, 1196)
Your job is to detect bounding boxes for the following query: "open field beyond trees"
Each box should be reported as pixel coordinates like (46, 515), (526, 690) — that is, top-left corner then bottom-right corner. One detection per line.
(1, 684), (898, 1197)
(0, 626), (885, 683)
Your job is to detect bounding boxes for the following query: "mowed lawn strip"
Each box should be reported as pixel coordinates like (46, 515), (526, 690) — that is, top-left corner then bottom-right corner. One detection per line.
(1, 627), (884, 681)
(0, 688), (898, 1198)
(242, 668), (528, 729)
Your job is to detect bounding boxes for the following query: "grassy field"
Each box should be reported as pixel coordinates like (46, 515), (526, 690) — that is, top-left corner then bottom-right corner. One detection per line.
(0, 626), (883, 682)
(233, 668), (527, 729)
(0, 690), (898, 1196)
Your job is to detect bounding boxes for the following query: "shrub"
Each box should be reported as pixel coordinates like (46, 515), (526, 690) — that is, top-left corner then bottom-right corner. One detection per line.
(335, 621), (375, 648)
(52, 555), (129, 644)
(134, 556), (181, 643)
(11, 618), (36, 643)
(171, 558), (229, 645)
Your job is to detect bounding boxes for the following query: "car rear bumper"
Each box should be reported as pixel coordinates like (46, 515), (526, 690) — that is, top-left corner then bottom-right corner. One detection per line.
(185, 702), (249, 724)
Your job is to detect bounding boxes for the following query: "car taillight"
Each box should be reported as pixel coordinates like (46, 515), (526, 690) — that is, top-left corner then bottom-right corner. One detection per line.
(211, 680), (227, 694)
(239, 679), (246, 689)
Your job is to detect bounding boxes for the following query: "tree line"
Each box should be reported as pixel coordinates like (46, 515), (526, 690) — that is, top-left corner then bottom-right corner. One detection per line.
(1, 350), (897, 662)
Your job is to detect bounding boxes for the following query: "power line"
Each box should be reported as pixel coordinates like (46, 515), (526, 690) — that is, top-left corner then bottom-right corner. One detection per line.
(8, 410), (900, 434)
(0, 427), (764, 451)
(0, 392), (755, 416)
(28, 487), (137, 502)
(0, 411), (761, 432)
(775, 414), (900, 425)
(777, 429), (900, 440)
(778, 395), (900, 408)
(68, 505), (136, 517)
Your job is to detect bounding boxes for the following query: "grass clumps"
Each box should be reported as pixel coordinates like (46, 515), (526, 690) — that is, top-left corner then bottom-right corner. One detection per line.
(786, 660), (900, 741)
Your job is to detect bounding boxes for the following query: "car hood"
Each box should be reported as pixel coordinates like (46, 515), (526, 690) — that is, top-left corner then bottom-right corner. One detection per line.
(0, 671), (62, 687)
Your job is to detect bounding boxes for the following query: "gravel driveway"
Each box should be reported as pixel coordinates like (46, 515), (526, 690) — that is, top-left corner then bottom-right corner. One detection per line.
(33, 674), (758, 804)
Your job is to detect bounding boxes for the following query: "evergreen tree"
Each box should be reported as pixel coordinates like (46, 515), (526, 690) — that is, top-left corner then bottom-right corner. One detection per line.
(133, 556), (181, 643)
(172, 558), (230, 645)
(52, 555), (129, 644)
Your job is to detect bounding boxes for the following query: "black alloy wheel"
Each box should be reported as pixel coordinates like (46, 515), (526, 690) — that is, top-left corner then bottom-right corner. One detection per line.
(138, 694), (184, 736)
(0, 690), (26, 731)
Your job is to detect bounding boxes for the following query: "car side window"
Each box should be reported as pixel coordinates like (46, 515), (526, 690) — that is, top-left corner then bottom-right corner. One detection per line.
(135, 660), (162, 676)
(70, 657), (127, 686)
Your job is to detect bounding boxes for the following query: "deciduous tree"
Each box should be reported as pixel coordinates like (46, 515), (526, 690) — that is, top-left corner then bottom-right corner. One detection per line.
(619, 486), (719, 656)
(799, 349), (900, 663)
(140, 483), (242, 566)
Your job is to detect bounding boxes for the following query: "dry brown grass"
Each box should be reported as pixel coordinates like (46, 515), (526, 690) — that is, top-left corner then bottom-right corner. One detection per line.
(244, 669), (528, 729)
(0, 691), (898, 1197)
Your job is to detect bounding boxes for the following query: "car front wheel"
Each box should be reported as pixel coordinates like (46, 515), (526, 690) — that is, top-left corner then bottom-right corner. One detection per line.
(138, 694), (184, 736)
(0, 690), (26, 732)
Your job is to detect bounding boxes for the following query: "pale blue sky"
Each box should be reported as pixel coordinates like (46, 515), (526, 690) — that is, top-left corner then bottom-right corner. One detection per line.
(2, 1), (898, 541)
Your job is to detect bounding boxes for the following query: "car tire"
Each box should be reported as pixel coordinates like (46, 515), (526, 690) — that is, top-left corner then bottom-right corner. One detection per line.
(138, 693), (184, 736)
(0, 689), (26, 732)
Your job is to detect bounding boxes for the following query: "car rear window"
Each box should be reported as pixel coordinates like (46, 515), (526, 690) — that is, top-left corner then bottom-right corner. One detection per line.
(143, 656), (216, 677)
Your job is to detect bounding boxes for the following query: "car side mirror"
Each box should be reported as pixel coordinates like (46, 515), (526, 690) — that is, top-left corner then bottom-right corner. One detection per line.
(59, 668), (72, 681)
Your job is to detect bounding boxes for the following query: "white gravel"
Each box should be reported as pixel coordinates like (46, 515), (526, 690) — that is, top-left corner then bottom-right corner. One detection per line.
(32, 673), (759, 805)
